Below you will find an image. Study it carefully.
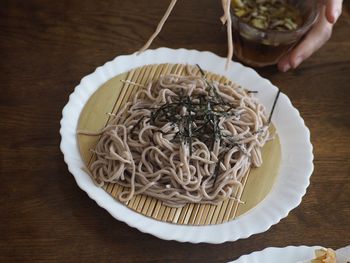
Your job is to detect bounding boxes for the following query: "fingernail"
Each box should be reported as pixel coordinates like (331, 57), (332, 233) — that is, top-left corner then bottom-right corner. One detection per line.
(280, 63), (291, 72)
(293, 56), (303, 69)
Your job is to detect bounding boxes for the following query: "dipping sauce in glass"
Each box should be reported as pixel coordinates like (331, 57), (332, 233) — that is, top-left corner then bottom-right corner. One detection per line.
(231, 0), (319, 67)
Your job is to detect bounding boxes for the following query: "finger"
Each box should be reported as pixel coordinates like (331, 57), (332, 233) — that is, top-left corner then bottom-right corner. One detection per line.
(278, 7), (333, 72)
(325, 0), (343, 24)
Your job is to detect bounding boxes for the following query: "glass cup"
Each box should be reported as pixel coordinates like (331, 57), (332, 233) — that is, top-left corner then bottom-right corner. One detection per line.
(231, 0), (319, 67)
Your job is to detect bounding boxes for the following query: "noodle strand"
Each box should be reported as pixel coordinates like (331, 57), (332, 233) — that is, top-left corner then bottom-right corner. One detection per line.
(79, 69), (270, 207)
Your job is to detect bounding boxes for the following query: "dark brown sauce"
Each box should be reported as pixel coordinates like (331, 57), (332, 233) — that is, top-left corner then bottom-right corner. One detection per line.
(232, 31), (296, 66)
(231, 0), (304, 66)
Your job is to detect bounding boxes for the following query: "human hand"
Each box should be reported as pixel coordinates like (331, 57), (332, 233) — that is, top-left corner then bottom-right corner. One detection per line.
(278, 0), (343, 72)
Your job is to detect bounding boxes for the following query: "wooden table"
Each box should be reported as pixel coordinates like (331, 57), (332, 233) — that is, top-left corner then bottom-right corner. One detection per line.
(1, 0), (349, 262)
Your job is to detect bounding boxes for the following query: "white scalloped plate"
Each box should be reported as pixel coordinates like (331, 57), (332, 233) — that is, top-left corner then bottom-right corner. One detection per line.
(230, 246), (322, 263)
(60, 48), (314, 243)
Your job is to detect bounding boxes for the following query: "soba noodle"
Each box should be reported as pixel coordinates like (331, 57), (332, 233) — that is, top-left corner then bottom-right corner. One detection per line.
(79, 67), (270, 207)
(138, 0), (178, 54)
(138, 0), (234, 67)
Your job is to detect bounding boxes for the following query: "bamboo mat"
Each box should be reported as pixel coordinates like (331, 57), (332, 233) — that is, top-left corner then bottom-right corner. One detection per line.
(77, 63), (281, 225)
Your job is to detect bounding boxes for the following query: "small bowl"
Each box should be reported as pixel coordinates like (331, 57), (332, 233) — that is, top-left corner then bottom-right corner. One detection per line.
(231, 0), (319, 67)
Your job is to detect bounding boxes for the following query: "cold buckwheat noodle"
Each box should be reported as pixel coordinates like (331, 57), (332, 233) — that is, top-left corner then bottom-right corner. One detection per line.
(78, 67), (270, 207)
(137, 0), (234, 67)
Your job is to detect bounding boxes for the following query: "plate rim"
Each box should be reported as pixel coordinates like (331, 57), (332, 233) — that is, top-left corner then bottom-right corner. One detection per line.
(230, 246), (323, 263)
(60, 47), (314, 243)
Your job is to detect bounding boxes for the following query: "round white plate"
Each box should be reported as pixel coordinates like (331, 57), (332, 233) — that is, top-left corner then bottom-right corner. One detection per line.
(230, 246), (322, 263)
(60, 48), (314, 243)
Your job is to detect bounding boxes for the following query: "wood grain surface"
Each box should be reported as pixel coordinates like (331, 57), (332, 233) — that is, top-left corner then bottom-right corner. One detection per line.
(0, 0), (349, 262)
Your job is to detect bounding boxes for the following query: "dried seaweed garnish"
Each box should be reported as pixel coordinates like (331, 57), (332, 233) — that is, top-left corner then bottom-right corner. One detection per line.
(130, 116), (145, 134)
(212, 152), (224, 187)
(268, 89), (280, 124)
(133, 70), (266, 186)
(147, 82), (238, 155)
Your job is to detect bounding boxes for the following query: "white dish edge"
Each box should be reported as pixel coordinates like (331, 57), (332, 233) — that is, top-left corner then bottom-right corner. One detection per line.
(59, 48), (314, 243)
